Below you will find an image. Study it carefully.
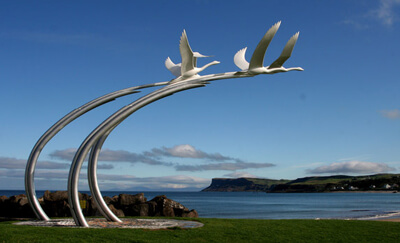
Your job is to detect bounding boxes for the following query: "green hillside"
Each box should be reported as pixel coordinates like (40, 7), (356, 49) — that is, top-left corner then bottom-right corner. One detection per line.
(202, 174), (400, 192)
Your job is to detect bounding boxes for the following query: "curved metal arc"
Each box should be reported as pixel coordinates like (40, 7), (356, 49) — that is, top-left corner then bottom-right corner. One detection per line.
(87, 73), (257, 223)
(26, 70), (256, 223)
(25, 81), (169, 221)
(69, 81), (207, 227)
(87, 132), (118, 222)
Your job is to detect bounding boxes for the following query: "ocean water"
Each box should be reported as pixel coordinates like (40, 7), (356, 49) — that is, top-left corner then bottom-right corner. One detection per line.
(2, 190), (400, 220)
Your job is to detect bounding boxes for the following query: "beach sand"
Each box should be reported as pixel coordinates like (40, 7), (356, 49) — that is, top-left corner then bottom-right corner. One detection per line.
(376, 217), (400, 222)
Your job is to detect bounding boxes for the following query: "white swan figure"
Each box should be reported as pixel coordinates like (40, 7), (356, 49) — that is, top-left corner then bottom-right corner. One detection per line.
(169, 30), (220, 82)
(234, 21), (303, 75)
(165, 52), (210, 77)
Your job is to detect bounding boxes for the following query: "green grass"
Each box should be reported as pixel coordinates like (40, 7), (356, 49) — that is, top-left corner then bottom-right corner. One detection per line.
(247, 178), (291, 186)
(1, 218), (400, 242)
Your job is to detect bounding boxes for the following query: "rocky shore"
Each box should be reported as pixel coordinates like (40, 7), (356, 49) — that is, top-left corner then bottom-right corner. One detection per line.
(0, 191), (198, 219)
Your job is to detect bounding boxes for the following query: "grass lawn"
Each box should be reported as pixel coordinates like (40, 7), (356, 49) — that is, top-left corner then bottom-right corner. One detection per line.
(1, 218), (399, 242)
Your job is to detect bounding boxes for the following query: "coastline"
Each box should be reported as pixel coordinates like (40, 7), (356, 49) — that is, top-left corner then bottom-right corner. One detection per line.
(329, 190), (398, 193)
(377, 218), (400, 222)
(2, 190), (400, 221)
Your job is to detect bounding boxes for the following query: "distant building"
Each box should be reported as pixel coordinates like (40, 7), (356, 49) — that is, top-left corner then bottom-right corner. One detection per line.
(383, 184), (391, 189)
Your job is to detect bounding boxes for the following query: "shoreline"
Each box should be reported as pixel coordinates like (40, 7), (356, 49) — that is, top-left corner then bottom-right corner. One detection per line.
(328, 190), (398, 193)
(375, 217), (400, 222)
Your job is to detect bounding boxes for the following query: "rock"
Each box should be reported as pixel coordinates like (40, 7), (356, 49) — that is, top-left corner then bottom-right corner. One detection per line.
(148, 195), (197, 218)
(8, 194), (26, 205)
(0, 195), (9, 202)
(109, 204), (125, 217)
(89, 197), (102, 216)
(103, 196), (113, 205)
(43, 190), (68, 202)
(146, 201), (158, 216)
(111, 195), (119, 203)
(131, 203), (149, 216)
(118, 193), (146, 206)
(0, 192), (197, 219)
(181, 209), (199, 218)
(1, 194), (35, 218)
(42, 191), (90, 217)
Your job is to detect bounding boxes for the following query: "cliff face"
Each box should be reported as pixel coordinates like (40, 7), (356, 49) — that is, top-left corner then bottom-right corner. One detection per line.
(202, 174), (400, 193)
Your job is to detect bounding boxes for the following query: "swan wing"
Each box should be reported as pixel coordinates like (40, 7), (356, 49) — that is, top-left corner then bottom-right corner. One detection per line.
(165, 57), (181, 77)
(268, 32), (299, 69)
(234, 47), (249, 70)
(179, 29), (194, 74)
(249, 21), (281, 70)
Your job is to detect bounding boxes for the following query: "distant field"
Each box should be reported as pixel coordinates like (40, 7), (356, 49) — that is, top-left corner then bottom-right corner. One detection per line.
(1, 218), (399, 242)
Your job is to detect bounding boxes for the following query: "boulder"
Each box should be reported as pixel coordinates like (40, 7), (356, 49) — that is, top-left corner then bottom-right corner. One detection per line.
(0, 195), (8, 202)
(181, 209), (199, 218)
(1, 194), (35, 218)
(118, 193), (146, 206)
(8, 194), (27, 205)
(43, 190), (68, 202)
(131, 203), (149, 216)
(108, 204), (125, 217)
(42, 191), (90, 217)
(147, 195), (197, 218)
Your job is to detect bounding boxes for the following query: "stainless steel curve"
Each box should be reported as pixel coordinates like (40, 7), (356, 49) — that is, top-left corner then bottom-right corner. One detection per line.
(25, 81), (169, 221)
(86, 72), (255, 225)
(87, 132), (119, 222)
(69, 80), (207, 227)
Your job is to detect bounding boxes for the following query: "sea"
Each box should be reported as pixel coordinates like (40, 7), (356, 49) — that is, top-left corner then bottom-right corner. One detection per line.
(2, 190), (400, 220)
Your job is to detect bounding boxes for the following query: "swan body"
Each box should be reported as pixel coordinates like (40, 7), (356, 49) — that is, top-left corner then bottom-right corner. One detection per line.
(165, 52), (211, 77)
(168, 30), (220, 82)
(234, 21), (303, 75)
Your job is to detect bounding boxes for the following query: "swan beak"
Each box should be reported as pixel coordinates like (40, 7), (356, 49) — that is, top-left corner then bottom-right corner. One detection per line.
(193, 52), (211, 58)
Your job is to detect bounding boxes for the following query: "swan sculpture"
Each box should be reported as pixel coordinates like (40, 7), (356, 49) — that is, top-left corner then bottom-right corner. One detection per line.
(25, 23), (303, 227)
(168, 30), (220, 82)
(165, 51), (209, 77)
(234, 21), (303, 75)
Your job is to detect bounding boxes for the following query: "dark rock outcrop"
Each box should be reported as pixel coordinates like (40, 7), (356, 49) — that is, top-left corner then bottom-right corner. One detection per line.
(0, 194), (36, 218)
(148, 195), (198, 217)
(0, 191), (198, 219)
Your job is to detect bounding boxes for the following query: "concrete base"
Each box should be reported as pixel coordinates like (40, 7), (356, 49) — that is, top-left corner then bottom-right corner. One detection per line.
(14, 218), (204, 229)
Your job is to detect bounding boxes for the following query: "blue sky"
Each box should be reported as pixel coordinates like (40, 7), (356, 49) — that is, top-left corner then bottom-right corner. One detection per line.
(1, 0), (399, 191)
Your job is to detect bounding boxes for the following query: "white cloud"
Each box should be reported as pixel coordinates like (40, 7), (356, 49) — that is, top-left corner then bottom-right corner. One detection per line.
(0, 157), (69, 169)
(307, 160), (396, 174)
(224, 171), (258, 178)
(371, 0), (400, 26)
(167, 144), (203, 158)
(50, 148), (169, 166)
(50, 145), (261, 172)
(343, 0), (400, 28)
(175, 161), (275, 172)
(380, 109), (400, 119)
(147, 144), (233, 161)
